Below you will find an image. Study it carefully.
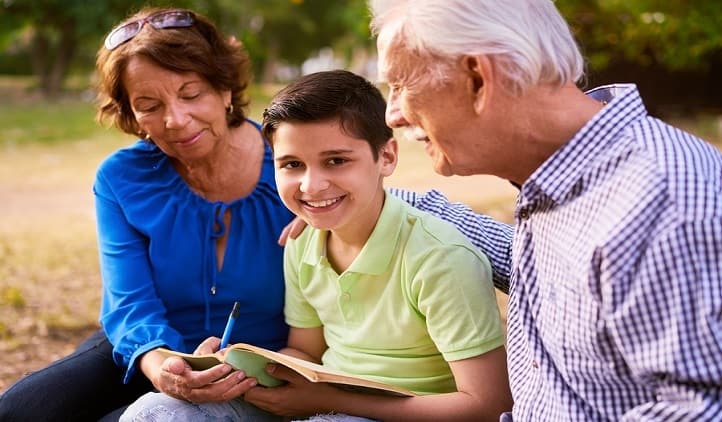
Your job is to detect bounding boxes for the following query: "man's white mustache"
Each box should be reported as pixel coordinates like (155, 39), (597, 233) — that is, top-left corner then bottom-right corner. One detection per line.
(401, 126), (428, 142)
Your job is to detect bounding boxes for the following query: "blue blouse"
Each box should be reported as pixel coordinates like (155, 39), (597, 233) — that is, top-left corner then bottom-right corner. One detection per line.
(93, 121), (294, 382)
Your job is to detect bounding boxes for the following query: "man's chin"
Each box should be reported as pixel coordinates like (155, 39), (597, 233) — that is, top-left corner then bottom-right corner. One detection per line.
(432, 160), (455, 177)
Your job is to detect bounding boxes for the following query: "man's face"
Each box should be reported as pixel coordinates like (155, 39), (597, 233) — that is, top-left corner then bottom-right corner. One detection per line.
(377, 30), (492, 177)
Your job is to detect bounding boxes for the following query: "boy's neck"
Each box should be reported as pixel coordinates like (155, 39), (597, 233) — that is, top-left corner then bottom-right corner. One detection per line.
(324, 190), (386, 274)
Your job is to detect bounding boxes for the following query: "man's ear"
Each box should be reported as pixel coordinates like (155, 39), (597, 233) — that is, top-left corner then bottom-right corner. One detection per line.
(461, 54), (494, 114)
(379, 137), (399, 177)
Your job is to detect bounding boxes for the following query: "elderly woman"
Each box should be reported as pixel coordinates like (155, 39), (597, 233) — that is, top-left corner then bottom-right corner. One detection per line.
(0, 8), (293, 421)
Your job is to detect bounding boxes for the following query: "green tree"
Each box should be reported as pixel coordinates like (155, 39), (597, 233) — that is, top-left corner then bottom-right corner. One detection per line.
(0, 0), (372, 95)
(0, 0), (193, 98)
(559, 0), (722, 71)
(199, 0), (372, 83)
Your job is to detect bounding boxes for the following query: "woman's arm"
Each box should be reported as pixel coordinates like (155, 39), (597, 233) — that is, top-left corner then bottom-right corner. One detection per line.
(94, 169), (185, 382)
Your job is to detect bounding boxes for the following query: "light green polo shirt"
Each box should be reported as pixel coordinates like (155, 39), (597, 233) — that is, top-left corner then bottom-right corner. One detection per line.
(283, 192), (504, 395)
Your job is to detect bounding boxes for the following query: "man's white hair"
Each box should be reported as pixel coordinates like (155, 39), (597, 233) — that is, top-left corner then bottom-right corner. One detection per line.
(370, 0), (585, 95)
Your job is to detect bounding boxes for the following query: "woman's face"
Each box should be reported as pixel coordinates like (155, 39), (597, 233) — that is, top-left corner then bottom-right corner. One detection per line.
(122, 55), (231, 163)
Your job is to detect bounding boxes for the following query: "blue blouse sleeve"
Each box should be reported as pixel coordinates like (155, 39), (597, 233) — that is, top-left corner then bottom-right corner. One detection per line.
(94, 166), (185, 383)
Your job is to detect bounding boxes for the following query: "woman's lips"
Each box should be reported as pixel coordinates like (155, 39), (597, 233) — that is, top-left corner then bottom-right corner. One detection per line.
(175, 131), (203, 146)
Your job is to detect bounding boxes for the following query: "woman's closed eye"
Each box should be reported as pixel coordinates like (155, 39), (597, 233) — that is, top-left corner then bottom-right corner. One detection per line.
(180, 91), (201, 101)
(134, 102), (161, 114)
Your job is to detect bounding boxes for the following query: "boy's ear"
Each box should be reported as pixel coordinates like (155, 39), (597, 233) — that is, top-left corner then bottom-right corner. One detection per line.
(379, 137), (398, 177)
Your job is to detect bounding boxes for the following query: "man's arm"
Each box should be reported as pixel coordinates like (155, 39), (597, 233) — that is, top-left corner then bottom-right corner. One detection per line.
(389, 188), (514, 293)
(615, 219), (722, 420)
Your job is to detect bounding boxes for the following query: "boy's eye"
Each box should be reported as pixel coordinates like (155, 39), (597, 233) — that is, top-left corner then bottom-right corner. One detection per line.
(281, 161), (303, 169)
(327, 157), (347, 166)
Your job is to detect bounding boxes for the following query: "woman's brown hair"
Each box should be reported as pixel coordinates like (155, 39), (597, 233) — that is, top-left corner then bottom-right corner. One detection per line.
(95, 7), (251, 137)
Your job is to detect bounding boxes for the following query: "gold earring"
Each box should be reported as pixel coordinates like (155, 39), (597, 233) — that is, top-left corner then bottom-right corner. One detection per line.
(226, 104), (234, 114)
(144, 133), (151, 141)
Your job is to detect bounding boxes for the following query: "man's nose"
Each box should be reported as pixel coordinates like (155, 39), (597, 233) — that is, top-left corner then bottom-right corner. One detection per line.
(385, 98), (408, 128)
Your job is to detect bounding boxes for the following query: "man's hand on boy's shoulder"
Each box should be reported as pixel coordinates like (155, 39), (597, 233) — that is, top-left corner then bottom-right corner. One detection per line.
(278, 217), (308, 246)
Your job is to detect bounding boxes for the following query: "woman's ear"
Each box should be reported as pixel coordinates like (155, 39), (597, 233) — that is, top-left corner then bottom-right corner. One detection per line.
(379, 137), (399, 177)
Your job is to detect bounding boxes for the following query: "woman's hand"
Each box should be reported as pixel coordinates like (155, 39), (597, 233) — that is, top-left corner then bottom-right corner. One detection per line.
(194, 336), (222, 355)
(139, 346), (257, 403)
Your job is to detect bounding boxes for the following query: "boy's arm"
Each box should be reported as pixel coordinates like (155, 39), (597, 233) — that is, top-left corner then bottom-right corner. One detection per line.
(246, 346), (512, 421)
(278, 326), (327, 364)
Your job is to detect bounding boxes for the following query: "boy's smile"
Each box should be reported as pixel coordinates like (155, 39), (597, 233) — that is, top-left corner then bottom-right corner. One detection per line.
(302, 196), (345, 210)
(272, 119), (397, 244)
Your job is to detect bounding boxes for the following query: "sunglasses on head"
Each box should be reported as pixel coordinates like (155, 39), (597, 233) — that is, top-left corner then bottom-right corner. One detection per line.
(104, 10), (195, 50)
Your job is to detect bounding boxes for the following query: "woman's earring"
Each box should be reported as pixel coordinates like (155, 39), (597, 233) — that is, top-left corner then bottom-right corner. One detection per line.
(144, 133), (151, 141)
(226, 103), (234, 114)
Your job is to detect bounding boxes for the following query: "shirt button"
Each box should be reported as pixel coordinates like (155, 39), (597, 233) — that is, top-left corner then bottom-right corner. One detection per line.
(342, 293), (351, 301)
(531, 360), (539, 368)
(519, 209), (530, 220)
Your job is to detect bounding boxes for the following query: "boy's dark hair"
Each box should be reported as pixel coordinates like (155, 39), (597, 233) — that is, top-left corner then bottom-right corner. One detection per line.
(262, 70), (393, 160)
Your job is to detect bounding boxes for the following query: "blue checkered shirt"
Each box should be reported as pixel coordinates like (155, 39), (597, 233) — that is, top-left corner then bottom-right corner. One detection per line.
(391, 84), (722, 420)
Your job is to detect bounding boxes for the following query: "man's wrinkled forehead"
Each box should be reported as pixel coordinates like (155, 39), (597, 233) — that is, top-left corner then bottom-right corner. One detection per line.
(376, 23), (409, 85)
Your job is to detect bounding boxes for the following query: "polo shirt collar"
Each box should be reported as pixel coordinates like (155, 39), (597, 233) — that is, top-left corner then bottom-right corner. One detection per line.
(299, 191), (402, 275)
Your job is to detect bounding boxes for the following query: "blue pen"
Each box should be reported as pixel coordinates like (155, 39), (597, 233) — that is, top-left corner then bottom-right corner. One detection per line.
(220, 301), (240, 349)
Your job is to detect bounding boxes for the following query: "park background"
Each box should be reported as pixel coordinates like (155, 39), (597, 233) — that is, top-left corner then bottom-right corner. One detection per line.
(1, 0), (721, 391)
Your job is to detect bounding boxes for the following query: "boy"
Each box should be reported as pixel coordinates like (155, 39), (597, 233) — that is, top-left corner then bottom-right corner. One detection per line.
(244, 70), (511, 421)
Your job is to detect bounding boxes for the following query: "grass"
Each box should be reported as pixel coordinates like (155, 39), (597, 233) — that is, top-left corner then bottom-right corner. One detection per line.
(0, 75), (720, 393)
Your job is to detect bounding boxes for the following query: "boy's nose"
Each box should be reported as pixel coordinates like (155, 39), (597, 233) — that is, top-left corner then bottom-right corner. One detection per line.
(300, 172), (330, 193)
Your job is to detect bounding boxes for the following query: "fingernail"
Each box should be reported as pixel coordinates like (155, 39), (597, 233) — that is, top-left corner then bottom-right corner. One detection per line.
(267, 363), (276, 373)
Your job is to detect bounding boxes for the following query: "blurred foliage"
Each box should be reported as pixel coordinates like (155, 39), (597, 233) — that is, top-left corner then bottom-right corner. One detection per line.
(196, 0), (372, 75)
(1, 0), (721, 97)
(0, 0), (371, 96)
(558, 0), (722, 71)
(1, 287), (26, 309)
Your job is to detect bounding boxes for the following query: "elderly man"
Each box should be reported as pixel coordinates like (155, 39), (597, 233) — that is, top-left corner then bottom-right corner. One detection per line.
(371, 0), (722, 420)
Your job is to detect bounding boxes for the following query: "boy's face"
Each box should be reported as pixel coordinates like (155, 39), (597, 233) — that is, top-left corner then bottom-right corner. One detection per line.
(273, 119), (397, 239)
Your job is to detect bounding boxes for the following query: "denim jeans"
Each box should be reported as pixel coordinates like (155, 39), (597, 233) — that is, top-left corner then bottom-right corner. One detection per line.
(0, 329), (153, 421)
(120, 391), (377, 422)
